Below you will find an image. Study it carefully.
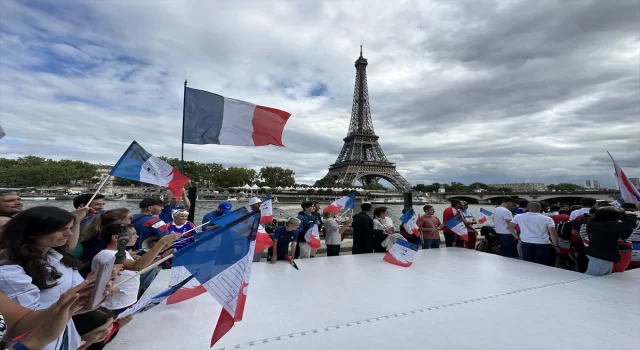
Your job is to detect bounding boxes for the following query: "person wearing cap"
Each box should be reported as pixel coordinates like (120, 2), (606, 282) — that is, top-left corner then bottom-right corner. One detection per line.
(248, 197), (262, 211)
(202, 201), (233, 231)
(130, 198), (170, 251)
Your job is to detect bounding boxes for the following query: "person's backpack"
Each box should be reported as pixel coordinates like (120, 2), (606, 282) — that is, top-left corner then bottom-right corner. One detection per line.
(557, 221), (573, 240)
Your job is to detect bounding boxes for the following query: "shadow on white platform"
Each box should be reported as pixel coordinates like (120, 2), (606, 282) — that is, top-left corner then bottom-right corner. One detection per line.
(105, 248), (640, 350)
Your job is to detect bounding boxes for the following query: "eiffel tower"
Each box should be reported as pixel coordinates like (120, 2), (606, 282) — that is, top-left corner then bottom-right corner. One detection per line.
(323, 46), (412, 192)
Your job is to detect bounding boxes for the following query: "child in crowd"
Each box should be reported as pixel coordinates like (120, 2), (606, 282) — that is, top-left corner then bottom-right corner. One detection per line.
(270, 218), (301, 264)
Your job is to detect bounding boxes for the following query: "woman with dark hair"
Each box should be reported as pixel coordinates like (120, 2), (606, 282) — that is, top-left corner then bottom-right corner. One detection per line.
(373, 207), (401, 252)
(0, 206), (87, 350)
(584, 207), (636, 276)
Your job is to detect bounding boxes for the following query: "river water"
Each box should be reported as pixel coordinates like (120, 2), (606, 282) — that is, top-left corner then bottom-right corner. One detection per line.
(22, 200), (487, 223)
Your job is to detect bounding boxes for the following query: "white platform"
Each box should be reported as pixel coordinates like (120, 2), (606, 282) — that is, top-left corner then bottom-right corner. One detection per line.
(106, 249), (640, 350)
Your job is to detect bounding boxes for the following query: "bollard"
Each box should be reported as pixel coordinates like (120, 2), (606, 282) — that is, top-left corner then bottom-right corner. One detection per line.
(403, 192), (413, 210)
(187, 187), (197, 223)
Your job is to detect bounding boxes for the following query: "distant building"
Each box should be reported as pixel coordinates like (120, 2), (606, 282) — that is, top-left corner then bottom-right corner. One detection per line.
(629, 178), (640, 190)
(94, 165), (115, 192)
(585, 180), (600, 189)
(489, 183), (547, 192)
(438, 186), (446, 194)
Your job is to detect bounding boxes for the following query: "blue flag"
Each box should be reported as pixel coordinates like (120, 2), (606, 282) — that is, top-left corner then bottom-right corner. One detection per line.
(400, 208), (415, 224)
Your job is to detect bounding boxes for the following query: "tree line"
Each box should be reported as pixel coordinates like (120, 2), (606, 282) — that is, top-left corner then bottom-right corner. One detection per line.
(0, 156), (297, 189)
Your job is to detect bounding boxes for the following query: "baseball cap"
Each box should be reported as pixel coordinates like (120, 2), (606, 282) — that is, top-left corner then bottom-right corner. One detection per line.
(248, 197), (262, 206)
(139, 198), (163, 208)
(218, 201), (232, 213)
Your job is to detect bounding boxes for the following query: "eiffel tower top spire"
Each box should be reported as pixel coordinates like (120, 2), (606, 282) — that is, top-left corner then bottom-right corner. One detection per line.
(348, 46), (375, 137)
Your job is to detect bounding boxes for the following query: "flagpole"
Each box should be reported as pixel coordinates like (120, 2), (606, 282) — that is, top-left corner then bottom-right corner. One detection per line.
(181, 79), (187, 173)
(85, 175), (111, 208)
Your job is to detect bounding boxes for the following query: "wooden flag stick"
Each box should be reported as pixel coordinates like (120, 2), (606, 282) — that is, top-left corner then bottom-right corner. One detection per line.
(85, 175), (111, 208)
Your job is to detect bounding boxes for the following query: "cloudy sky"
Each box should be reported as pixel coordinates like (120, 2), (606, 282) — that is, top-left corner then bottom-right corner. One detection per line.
(1, 0), (638, 188)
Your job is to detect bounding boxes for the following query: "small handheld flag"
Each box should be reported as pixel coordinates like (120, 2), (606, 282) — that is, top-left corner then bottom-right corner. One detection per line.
(608, 152), (640, 203)
(259, 194), (273, 224)
(324, 193), (356, 214)
(304, 224), (322, 250)
(477, 208), (493, 225)
(444, 215), (468, 238)
(400, 208), (420, 237)
(255, 224), (274, 252)
(383, 240), (418, 267)
(109, 141), (190, 198)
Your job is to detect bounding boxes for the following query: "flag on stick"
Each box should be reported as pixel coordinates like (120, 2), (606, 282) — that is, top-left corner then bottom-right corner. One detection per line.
(304, 224), (322, 250)
(117, 275), (195, 319)
(608, 152), (640, 203)
(324, 193), (356, 214)
(172, 211), (260, 347)
(183, 87), (291, 147)
(477, 208), (493, 224)
(109, 141), (190, 198)
(444, 215), (468, 239)
(383, 240), (418, 267)
(400, 208), (420, 237)
(259, 194), (273, 224)
(255, 224), (273, 252)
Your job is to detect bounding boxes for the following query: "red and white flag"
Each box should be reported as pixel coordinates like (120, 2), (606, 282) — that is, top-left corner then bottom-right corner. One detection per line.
(383, 240), (418, 267)
(255, 224), (273, 252)
(477, 209), (493, 224)
(259, 194), (273, 224)
(323, 193), (356, 214)
(608, 152), (640, 203)
(400, 208), (420, 237)
(304, 224), (322, 250)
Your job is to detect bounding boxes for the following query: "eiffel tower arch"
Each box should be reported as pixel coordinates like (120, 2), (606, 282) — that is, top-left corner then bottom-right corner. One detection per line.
(323, 47), (412, 192)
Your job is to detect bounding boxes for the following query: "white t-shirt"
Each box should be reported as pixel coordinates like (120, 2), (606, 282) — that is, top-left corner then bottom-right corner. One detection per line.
(569, 207), (591, 221)
(493, 206), (513, 234)
(92, 250), (139, 310)
(511, 212), (555, 244)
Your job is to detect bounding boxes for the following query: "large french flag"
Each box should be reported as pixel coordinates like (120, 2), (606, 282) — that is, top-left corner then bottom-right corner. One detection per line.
(400, 208), (420, 237)
(172, 211), (260, 347)
(109, 141), (190, 198)
(324, 193), (356, 214)
(304, 224), (322, 250)
(477, 208), (493, 224)
(444, 215), (468, 238)
(183, 87), (291, 147)
(608, 152), (640, 204)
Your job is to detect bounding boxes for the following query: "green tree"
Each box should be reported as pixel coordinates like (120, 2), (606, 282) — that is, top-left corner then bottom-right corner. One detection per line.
(468, 182), (489, 190)
(219, 167), (257, 187)
(258, 166), (295, 188)
(314, 176), (336, 188)
(0, 157), (98, 187)
(363, 183), (385, 190)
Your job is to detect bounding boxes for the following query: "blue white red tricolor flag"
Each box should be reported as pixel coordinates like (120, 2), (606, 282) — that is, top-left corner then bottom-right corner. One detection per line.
(116, 275), (195, 320)
(260, 194), (273, 224)
(167, 208), (249, 305)
(183, 87), (291, 147)
(444, 215), (468, 238)
(383, 239), (418, 267)
(172, 211), (260, 347)
(400, 208), (420, 237)
(608, 152), (640, 204)
(255, 224), (273, 252)
(305, 224), (322, 250)
(324, 193), (356, 214)
(109, 141), (190, 198)
(477, 208), (493, 224)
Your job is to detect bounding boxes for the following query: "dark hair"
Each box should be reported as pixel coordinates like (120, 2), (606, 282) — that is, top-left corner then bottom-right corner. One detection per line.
(591, 207), (620, 222)
(589, 207), (598, 215)
(449, 199), (461, 206)
(540, 201), (548, 209)
(361, 203), (372, 212)
(502, 197), (515, 204)
(401, 208), (409, 214)
(0, 206), (81, 289)
(580, 197), (597, 208)
(550, 204), (560, 212)
(423, 205), (433, 212)
(83, 208), (131, 242)
(301, 201), (314, 210)
(558, 209), (570, 215)
(99, 223), (131, 243)
(373, 207), (388, 218)
(621, 203), (637, 211)
(72, 307), (113, 336)
(570, 205), (581, 212)
(73, 194), (105, 209)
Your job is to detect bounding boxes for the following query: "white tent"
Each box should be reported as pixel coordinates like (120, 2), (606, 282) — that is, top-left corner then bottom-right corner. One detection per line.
(105, 250), (640, 350)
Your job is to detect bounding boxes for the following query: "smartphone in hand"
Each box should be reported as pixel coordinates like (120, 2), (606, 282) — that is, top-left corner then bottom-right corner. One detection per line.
(88, 255), (116, 310)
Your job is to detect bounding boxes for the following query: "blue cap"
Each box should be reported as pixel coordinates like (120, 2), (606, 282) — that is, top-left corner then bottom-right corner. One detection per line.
(218, 201), (232, 213)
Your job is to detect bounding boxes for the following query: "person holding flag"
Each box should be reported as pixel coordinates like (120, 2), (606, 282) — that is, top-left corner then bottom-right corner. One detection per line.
(295, 201), (318, 259)
(323, 211), (352, 256)
(418, 205), (444, 249)
(270, 218), (301, 263)
(399, 208), (422, 247)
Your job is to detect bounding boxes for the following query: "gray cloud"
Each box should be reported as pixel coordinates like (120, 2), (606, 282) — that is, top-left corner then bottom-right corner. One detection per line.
(0, 0), (638, 189)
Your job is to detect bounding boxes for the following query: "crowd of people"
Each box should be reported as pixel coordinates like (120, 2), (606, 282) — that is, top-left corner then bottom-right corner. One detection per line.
(0, 188), (638, 349)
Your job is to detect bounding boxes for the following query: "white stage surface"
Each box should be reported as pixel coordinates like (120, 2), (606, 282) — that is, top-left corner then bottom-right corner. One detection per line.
(106, 249), (640, 350)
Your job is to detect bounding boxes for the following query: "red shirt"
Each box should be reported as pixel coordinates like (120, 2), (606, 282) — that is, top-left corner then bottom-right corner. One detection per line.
(442, 207), (459, 233)
(549, 214), (570, 224)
